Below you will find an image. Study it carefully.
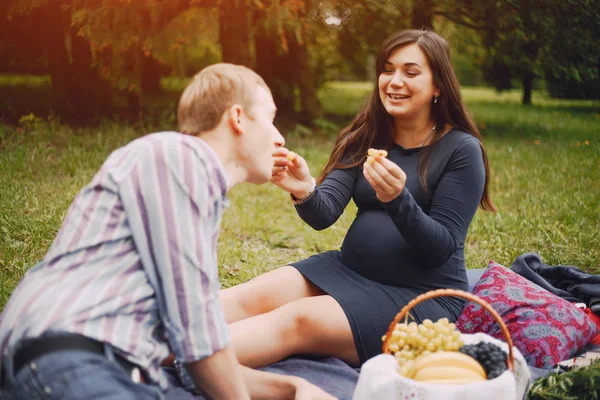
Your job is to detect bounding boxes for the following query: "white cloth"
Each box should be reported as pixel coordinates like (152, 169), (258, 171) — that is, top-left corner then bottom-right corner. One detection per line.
(353, 333), (531, 400)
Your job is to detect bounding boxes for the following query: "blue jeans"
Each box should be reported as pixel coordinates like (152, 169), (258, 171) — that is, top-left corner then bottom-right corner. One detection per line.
(0, 347), (164, 400)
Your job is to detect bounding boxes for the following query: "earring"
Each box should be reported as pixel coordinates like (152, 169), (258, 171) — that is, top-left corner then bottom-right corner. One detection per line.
(434, 96), (438, 104)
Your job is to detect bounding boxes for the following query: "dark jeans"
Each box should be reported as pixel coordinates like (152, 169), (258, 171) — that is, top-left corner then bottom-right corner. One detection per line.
(1, 339), (164, 400)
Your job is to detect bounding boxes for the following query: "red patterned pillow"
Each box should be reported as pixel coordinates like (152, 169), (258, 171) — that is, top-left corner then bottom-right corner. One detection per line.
(456, 261), (598, 368)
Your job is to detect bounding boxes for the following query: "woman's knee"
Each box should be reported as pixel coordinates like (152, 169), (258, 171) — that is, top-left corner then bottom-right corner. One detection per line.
(267, 296), (360, 365)
(276, 301), (319, 350)
(276, 296), (344, 348)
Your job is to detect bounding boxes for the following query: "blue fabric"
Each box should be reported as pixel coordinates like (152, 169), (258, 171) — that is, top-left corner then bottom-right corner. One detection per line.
(511, 252), (600, 306)
(1, 350), (164, 399)
(467, 268), (486, 293)
(163, 357), (359, 400)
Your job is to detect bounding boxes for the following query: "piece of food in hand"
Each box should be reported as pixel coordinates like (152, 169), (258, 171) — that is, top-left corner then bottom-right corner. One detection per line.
(286, 152), (296, 161)
(366, 148), (388, 164)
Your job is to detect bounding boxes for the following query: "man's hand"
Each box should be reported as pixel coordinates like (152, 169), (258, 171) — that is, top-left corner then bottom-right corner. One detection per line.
(362, 155), (407, 203)
(242, 367), (337, 400)
(292, 377), (338, 400)
(271, 148), (315, 199)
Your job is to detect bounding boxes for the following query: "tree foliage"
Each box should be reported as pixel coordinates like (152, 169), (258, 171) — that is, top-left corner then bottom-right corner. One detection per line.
(437, 0), (600, 102)
(1, 0), (599, 122)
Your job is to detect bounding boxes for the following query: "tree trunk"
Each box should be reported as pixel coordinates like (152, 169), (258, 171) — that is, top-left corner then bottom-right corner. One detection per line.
(141, 55), (163, 94)
(522, 70), (534, 105)
(176, 47), (187, 77)
(44, 1), (75, 117)
(287, 32), (322, 124)
(69, 28), (114, 120)
(254, 10), (295, 116)
(411, 0), (434, 30)
(521, 40), (538, 106)
(219, 0), (252, 66)
(125, 49), (144, 119)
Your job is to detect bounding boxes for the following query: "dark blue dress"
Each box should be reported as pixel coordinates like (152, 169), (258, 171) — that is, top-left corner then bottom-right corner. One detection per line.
(290, 129), (486, 363)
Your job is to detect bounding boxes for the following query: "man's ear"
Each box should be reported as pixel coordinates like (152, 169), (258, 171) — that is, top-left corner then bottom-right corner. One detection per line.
(227, 104), (244, 135)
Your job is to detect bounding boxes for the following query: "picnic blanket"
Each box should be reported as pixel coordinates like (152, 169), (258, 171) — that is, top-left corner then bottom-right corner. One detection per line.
(511, 252), (600, 310)
(163, 356), (359, 400)
(162, 265), (599, 399)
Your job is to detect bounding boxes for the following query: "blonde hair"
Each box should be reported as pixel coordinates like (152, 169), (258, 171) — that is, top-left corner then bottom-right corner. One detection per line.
(177, 63), (270, 135)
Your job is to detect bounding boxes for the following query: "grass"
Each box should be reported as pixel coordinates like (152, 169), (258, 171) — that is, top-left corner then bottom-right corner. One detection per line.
(1, 81), (599, 310)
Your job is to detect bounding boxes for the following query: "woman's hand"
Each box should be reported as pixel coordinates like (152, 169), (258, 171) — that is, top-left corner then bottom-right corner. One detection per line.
(363, 155), (407, 203)
(271, 148), (315, 199)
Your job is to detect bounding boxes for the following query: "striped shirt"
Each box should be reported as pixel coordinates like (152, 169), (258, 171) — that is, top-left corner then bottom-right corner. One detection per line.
(0, 132), (230, 389)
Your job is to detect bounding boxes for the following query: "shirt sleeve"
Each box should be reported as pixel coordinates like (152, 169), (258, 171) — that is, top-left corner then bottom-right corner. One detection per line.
(294, 166), (358, 230)
(383, 137), (486, 268)
(119, 138), (229, 364)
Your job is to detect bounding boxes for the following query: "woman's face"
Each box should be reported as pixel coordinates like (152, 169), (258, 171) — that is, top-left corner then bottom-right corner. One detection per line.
(378, 43), (438, 120)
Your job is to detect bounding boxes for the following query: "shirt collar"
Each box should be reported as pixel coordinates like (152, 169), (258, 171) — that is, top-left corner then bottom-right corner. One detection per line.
(190, 135), (230, 199)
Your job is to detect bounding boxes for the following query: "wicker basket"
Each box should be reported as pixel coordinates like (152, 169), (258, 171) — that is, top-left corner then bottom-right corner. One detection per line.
(381, 288), (514, 371)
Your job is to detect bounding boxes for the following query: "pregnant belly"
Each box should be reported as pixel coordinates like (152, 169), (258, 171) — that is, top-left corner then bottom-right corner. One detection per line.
(340, 210), (420, 285)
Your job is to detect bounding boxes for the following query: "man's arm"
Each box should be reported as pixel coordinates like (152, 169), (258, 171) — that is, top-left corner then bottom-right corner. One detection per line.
(185, 345), (250, 400)
(185, 346), (336, 400)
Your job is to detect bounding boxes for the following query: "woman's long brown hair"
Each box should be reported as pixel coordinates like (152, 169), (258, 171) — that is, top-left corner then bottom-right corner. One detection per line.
(318, 30), (496, 212)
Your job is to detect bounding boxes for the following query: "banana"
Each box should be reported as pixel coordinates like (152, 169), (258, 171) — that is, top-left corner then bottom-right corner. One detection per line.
(413, 365), (486, 382)
(423, 378), (485, 385)
(410, 351), (486, 379)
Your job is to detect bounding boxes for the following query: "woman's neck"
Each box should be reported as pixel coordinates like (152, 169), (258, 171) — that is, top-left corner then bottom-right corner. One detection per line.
(393, 116), (436, 149)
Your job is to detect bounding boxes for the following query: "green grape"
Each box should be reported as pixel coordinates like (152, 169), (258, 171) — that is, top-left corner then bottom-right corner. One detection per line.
(385, 317), (465, 374)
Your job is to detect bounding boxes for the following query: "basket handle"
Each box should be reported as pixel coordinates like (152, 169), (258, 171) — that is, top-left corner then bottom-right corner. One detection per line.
(382, 288), (514, 371)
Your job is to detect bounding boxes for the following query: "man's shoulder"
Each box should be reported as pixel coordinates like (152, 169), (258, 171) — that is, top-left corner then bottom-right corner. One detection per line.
(131, 131), (187, 150)
(125, 132), (210, 164)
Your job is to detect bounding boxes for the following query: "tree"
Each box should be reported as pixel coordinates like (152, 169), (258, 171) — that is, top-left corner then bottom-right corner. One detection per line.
(432, 0), (540, 103)
(412, 0), (434, 30)
(3, 0), (112, 119)
(4, 0), (326, 122)
(219, 0), (252, 66)
(334, 0), (410, 81)
(436, 0), (600, 103)
(540, 0), (600, 99)
(250, 0), (324, 123)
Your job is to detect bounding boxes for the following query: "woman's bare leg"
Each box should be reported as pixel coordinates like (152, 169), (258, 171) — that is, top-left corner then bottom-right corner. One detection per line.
(220, 266), (324, 323)
(228, 295), (359, 368)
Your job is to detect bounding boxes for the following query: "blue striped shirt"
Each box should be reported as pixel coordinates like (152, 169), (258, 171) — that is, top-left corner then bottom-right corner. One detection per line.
(0, 132), (230, 389)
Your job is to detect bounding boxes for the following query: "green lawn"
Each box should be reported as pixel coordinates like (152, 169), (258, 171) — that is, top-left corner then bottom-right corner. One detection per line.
(1, 83), (599, 309)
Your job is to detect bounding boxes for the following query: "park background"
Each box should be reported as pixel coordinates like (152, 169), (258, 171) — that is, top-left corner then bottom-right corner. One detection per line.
(0, 0), (598, 313)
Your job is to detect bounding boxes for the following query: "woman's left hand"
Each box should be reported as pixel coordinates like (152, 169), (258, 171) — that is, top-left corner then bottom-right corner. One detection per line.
(363, 156), (407, 203)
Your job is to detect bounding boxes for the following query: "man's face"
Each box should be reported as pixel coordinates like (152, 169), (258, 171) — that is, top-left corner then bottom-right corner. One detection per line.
(242, 86), (285, 184)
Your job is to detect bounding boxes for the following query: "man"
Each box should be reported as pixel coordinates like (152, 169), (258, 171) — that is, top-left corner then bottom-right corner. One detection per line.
(0, 64), (334, 399)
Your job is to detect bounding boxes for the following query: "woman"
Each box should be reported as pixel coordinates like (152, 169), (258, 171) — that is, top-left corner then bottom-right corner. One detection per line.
(220, 29), (496, 369)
